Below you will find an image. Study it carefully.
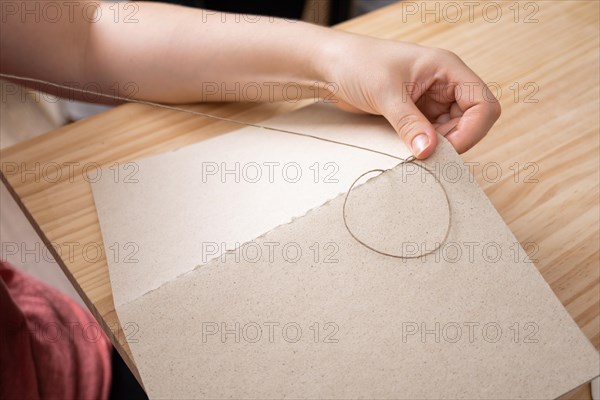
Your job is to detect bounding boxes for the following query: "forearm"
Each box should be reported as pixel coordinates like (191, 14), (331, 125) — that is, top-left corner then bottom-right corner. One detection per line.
(87, 2), (337, 103)
(0, 1), (337, 103)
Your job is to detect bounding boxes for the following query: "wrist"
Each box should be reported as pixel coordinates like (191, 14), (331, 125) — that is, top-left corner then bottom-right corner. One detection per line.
(310, 28), (347, 84)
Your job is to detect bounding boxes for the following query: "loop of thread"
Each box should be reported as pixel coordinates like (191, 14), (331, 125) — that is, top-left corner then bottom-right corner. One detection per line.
(342, 158), (452, 259)
(1, 73), (452, 260)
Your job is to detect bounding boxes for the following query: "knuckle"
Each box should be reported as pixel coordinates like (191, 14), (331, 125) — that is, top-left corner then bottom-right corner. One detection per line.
(489, 99), (502, 120)
(395, 114), (421, 139)
(437, 48), (460, 61)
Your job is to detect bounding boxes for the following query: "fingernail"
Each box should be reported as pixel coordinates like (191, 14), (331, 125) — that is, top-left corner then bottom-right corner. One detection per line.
(411, 133), (429, 157)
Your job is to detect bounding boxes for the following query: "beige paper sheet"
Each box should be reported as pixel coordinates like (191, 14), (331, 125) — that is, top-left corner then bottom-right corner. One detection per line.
(92, 105), (598, 398)
(91, 104), (410, 307)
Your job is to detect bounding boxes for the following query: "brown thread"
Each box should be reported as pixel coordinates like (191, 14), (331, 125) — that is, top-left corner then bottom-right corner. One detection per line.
(1, 73), (452, 259)
(342, 160), (452, 259)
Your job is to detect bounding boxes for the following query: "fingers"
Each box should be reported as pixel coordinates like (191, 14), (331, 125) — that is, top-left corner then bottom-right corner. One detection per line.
(414, 49), (501, 154)
(382, 97), (438, 159)
(444, 70), (501, 153)
(434, 117), (460, 136)
(445, 101), (501, 153)
(416, 94), (450, 121)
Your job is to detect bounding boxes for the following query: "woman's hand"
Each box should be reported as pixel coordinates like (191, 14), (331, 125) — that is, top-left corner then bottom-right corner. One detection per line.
(317, 34), (501, 159)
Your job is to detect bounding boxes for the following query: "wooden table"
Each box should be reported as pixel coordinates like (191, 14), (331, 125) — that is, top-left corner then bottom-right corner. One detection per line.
(1, 1), (598, 397)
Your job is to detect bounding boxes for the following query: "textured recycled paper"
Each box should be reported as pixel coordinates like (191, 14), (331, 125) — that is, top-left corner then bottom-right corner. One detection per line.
(92, 104), (599, 399)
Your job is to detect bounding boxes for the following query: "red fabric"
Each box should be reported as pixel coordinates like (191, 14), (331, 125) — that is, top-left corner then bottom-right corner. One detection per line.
(0, 260), (112, 400)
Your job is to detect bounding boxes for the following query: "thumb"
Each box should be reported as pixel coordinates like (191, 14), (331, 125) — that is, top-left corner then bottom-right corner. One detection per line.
(383, 99), (438, 159)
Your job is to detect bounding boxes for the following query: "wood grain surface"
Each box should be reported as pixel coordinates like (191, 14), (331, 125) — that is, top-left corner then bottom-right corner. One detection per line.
(1, 1), (598, 397)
